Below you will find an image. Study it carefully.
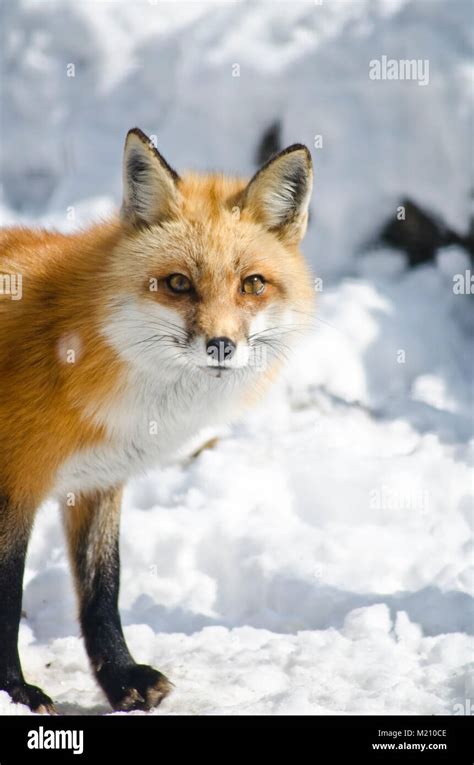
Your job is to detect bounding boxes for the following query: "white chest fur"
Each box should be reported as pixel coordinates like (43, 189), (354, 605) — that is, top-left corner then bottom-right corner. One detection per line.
(52, 369), (248, 500)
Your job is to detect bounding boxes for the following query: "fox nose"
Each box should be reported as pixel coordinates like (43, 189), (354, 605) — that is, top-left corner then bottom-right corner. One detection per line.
(206, 336), (236, 364)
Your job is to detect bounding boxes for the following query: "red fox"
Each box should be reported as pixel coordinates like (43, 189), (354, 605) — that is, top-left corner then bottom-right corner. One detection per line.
(0, 128), (314, 713)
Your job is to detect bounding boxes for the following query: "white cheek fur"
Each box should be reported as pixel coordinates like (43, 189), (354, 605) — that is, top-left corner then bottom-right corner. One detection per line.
(100, 298), (189, 375)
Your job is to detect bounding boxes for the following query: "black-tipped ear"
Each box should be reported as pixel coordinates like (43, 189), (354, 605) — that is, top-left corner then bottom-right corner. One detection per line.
(121, 128), (181, 226)
(241, 144), (313, 243)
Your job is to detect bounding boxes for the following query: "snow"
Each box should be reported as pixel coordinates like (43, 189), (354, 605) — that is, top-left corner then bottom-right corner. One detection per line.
(0, 0), (472, 715)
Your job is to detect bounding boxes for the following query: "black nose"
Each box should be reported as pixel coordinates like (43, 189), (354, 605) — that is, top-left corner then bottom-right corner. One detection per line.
(206, 336), (236, 364)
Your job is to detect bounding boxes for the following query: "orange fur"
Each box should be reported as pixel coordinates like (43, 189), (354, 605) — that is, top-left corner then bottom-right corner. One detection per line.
(1, 223), (124, 506)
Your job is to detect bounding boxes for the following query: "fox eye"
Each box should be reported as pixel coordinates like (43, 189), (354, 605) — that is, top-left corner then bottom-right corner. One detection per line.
(166, 273), (192, 294)
(242, 274), (266, 295)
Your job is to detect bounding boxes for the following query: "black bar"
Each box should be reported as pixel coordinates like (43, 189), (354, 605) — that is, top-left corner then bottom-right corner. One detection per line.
(0, 714), (471, 762)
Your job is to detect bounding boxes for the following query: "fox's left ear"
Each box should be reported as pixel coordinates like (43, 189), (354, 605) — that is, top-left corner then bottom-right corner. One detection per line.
(241, 144), (313, 244)
(121, 128), (182, 226)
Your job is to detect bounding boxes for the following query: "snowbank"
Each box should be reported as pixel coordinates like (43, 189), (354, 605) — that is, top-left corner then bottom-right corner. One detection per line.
(1, 0), (472, 277)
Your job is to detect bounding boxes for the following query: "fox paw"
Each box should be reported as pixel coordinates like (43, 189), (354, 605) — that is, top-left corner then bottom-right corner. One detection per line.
(7, 682), (56, 714)
(104, 664), (173, 712)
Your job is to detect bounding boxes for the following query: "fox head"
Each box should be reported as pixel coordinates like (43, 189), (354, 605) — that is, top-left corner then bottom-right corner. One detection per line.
(102, 127), (314, 383)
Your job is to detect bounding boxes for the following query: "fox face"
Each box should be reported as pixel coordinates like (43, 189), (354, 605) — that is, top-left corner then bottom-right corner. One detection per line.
(101, 128), (314, 383)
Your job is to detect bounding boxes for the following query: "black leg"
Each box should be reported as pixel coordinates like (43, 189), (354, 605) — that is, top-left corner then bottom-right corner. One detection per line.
(0, 493), (55, 713)
(62, 487), (172, 711)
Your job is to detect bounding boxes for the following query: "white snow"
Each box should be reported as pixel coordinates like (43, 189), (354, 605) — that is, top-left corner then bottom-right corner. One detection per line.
(0, 0), (472, 715)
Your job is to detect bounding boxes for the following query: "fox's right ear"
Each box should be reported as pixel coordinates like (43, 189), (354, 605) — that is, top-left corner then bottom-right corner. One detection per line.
(121, 128), (181, 226)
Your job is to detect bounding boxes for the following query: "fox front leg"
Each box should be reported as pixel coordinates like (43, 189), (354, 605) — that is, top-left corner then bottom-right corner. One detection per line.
(0, 493), (56, 713)
(62, 486), (172, 711)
